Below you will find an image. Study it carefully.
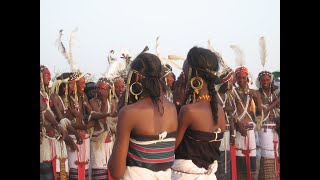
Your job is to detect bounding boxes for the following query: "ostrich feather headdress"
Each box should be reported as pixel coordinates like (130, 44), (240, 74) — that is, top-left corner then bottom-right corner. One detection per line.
(56, 28), (80, 72)
(256, 36), (273, 89)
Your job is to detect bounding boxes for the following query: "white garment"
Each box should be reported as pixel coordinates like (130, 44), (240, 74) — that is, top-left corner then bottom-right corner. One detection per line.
(90, 135), (114, 169)
(235, 129), (256, 157)
(67, 134), (90, 169)
(219, 131), (230, 151)
(122, 166), (171, 180)
(171, 159), (218, 180)
(55, 140), (69, 173)
(40, 137), (53, 163)
(258, 128), (279, 158)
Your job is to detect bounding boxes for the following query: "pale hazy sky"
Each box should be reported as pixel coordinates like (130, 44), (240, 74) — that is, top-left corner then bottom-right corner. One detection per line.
(40, 0), (280, 82)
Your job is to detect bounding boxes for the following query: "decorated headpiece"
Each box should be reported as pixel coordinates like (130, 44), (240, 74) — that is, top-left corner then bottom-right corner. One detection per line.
(235, 66), (249, 76)
(40, 65), (49, 96)
(69, 71), (85, 81)
(230, 44), (250, 76)
(97, 77), (114, 88)
(108, 50), (117, 64)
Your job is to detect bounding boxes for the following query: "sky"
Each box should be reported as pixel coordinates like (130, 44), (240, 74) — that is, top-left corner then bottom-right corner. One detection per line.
(40, 0), (280, 85)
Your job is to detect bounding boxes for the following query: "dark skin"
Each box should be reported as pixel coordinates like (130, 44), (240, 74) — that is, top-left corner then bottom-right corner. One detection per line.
(175, 60), (226, 148)
(217, 80), (236, 145)
(114, 79), (125, 99)
(108, 76), (178, 179)
(40, 93), (66, 143)
(166, 72), (175, 90)
(234, 72), (262, 136)
(42, 68), (82, 150)
(88, 81), (117, 136)
(257, 74), (280, 120)
(65, 79), (89, 130)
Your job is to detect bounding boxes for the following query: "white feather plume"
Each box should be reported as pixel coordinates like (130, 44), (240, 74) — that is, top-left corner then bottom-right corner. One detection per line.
(155, 36), (161, 58)
(56, 30), (68, 60)
(105, 59), (126, 80)
(68, 27), (79, 72)
(107, 50), (117, 65)
(259, 36), (267, 68)
(230, 44), (246, 66)
(155, 36), (182, 70)
(56, 28), (79, 72)
(207, 39), (215, 52)
(168, 54), (185, 60)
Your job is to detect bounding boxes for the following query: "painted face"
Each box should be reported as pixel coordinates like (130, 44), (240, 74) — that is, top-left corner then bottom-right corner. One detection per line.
(114, 79), (125, 98)
(166, 73), (175, 88)
(97, 82), (111, 99)
(260, 74), (271, 89)
(42, 68), (51, 87)
(69, 80), (76, 93)
(236, 72), (248, 88)
(77, 76), (86, 94)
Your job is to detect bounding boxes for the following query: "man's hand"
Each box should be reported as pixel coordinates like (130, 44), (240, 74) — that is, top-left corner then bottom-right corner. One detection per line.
(58, 127), (67, 141)
(75, 131), (83, 145)
(64, 134), (79, 152)
(237, 122), (247, 137)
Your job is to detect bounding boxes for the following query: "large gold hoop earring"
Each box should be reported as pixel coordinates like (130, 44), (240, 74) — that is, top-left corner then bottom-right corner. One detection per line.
(130, 82), (143, 100)
(190, 77), (203, 94)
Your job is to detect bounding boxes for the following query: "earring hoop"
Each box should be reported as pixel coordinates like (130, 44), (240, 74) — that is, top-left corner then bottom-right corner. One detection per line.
(190, 76), (203, 94)
(130, 82), (143, 100)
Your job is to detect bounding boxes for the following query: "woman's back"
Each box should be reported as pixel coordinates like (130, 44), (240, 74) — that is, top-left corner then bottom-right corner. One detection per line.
(129, 97), (177, 136)
(108, 52), (178, 180)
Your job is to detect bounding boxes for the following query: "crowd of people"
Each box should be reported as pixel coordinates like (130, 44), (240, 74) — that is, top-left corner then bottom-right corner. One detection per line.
(40, 37), (280, 180)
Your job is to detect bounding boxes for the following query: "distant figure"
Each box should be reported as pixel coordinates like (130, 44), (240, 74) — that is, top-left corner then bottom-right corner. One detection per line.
(84, 82), (97, 101)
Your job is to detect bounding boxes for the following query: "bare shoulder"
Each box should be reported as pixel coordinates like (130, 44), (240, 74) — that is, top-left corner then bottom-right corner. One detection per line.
(179, 103), (193, 116)
(163, 97), (178, 112)
(118, 103), (138, 118)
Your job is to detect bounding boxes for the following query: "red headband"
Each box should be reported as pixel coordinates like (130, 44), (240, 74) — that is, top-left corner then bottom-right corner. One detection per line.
(221, 68), (234, 84)
(235, 66), (248, 76)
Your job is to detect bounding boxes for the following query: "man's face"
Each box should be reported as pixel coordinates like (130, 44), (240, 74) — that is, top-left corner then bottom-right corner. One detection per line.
(69, 80), (76, 93)
(260, 74), (271, 90)
(97, 82), (111, 99)
(77, 76), (86, 94)
(42, 68), (51, 87)
(88, 89), (97, 99)
(114, 79), (125, 98)
(236, 72), (248, 88)
(166, 73), (175, 88)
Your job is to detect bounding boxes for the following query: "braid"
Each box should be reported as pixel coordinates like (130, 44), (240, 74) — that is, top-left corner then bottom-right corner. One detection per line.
(206, 75), (219, 125)
(186, 46), (220, 125)
(130, 53), (165, 115)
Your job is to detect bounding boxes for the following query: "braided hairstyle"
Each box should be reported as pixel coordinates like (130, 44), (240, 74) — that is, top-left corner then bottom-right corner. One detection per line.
(185, 47), (220, 125)
(129, 53), (166, 115)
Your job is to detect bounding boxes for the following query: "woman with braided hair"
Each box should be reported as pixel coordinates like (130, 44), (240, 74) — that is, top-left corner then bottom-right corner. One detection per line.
(171, 47), (226, 179)
(108, 53), (178, 180)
